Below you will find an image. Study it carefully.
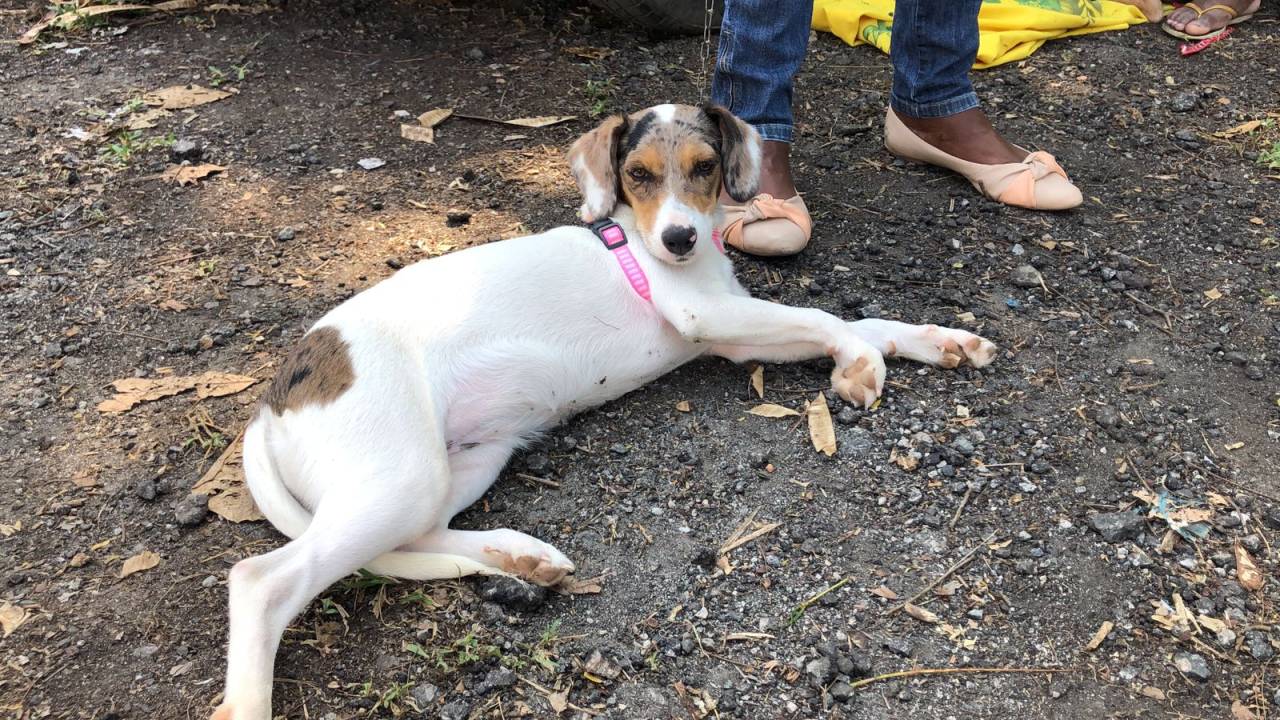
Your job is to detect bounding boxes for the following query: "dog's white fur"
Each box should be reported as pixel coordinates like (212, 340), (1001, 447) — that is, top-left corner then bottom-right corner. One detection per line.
(213, 105), (997, 720)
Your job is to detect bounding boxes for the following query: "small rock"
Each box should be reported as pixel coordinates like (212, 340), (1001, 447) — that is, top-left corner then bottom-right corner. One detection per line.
(42, 341), (64, 358)
(439, 700), (472, 720)
(829, 681), (855, 703)
(805, 656), (833, 685)
(1009, 264), (1043, 288)
(357, 157), (386, 171)
(1244, 632), (1274, 661)
(473, 666), (516, 694)
(132, 643), (160, 658)
(610, 443), (629, 455)
(1115, 271), (1150, 289)
(1169, 91), (1198, 112)
(276, 227), (296, 242)
(1088, 510), (1144, 543)
(1264, 506), (1280, 531)
(525, 453), (551, 473)
(1216, 628), (1237, 648)
(239, 276), (264, 288)
(1224, 351), (1248, 367)
(836, 407), (857, 424)
(446, 210), (472, 227)
(583, 649), (622, 680)
(465, 47), (485, 61)
(1244, 365), (1265, 381)
(135, 479), (158, 501)
(174, 493), (209, 526)
(330, 185), (348, 196)
(1173, 652), (1210, 682)
(410, 682), (439, 708)
(951, 437), (975, 456)
(881, 637), (911, 658)
(475, 575), (546, 612)
(1093, 406), (1121, 428)
(170, 138), (202, 161)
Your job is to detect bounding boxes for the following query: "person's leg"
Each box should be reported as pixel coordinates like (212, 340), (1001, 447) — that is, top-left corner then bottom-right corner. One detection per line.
(889, 0), (1023, 166)
(712, 0), (812, 200)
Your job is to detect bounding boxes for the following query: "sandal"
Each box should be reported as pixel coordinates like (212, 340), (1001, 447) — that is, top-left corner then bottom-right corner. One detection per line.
(720, 193), (813, 257)
(884, 108), (1082, 211)
(1163, 0), (1259, 40)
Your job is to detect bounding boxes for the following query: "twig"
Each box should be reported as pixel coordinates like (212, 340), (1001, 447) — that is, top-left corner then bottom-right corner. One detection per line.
(847, 665), (1071, 690)
(719, 522), (781, 556)
(514, 472), (560, 489)
(887, 532), (997, 615)
(1123, 291), (1174, 334)
(787, 576), (851, 626)
(949, 486), (973, 530)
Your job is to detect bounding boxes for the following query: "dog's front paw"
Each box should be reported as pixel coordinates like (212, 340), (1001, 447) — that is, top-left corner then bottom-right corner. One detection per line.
(831, 350), (886, 409)
(486, 537), (576, 587)
(925, 326), (998, 369)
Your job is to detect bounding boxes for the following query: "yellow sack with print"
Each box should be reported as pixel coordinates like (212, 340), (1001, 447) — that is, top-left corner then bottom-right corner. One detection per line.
(813, 0), (1150, 69)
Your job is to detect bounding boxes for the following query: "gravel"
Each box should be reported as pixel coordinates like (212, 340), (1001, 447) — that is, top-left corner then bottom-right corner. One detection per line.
(1174, 652), (1211, 682)
(173, 493), (209, 526)
(1087, 510), (1145, 543)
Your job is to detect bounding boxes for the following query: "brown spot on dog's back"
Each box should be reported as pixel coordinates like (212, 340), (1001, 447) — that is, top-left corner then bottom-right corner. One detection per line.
(262, 326), (354, 414)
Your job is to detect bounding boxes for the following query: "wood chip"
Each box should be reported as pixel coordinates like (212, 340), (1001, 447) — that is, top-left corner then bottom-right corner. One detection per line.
(903, 603), (939, 624)
(417, 108), (453, 128)
(750, 365), (764, 398)
(1234, 542), (1264, 591)
(1085, 621), (1113, 652)
(807, 392), (836, 456)
(675, 400), (691, 413)
(870, 585), (899, 600)
(1139, 686), (1166, 701)
(119, 551), (161, 578)
(400, 123), (436, 144)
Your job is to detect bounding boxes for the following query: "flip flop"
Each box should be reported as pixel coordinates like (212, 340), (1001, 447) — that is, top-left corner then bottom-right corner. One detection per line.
(720, 193), (813, 257)
(1163, 0), (1259, 40)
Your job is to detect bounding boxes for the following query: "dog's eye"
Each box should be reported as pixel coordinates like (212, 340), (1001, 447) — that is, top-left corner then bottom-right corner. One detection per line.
(627, 167), (654, 183)
(692, 159), (717, 177)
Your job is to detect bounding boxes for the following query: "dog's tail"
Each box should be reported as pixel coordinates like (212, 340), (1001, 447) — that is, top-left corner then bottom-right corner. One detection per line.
(242, 415), (511, 582)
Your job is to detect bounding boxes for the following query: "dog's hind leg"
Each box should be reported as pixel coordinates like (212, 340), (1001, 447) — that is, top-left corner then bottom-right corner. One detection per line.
(214, 462), (449, 720)
(847, 319), (997, 369)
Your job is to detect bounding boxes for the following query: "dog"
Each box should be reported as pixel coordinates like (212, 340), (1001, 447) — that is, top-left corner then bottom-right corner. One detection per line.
(211, 103), (997, 720)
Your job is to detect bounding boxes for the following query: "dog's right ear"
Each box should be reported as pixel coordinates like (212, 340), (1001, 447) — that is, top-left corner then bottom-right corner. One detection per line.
(567, 114), (628, 223)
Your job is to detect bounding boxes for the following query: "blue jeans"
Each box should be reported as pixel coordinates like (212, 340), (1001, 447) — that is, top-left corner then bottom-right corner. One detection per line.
(713, 0), (982, 143)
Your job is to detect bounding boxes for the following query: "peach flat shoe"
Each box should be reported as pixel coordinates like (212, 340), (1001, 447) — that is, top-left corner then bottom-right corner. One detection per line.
(884, 108), (1083, 211)
(720, 193), (812, 257)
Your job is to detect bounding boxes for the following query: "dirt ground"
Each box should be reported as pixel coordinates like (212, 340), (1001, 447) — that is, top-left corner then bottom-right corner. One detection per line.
(2, 0), (1279, 718)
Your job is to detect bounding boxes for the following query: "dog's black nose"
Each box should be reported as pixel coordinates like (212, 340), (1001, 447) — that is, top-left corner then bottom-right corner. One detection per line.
(661, 226), (696, 256)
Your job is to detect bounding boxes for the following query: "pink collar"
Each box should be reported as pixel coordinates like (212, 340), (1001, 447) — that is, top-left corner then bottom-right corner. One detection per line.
(589, 220), (724, 304)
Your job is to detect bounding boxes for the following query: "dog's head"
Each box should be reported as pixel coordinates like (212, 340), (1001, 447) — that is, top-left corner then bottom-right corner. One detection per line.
(568, 104), (762, 264)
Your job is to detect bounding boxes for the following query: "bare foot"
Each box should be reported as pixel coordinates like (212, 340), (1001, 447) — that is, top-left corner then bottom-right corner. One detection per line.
(1165, 0), (1258, 36)
(897, 108), (1026, 166)
(721, 140), (796, 204)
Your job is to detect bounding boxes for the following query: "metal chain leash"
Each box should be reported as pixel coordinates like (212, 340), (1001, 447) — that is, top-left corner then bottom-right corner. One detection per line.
(697, 0), (715, 103)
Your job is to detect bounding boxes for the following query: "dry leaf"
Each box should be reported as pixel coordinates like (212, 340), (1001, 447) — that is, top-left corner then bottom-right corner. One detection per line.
(563, 46), (614, 60)
(903, 603), (939, 624)
(807, 393), (836, 457)
(158, 299), (188, 312)
(71, 469), (98, 488)
(870, 585), (899, 600)
(891, 449), (919, 472)
(675, 400), (691, 413)
(418, 108), (453, 128)
(159, 163), (226, 186)
(0, 602), (29, 637)
(558, 574), (604, 595)
(1234, 542), (1264, 591)
(1214, 119), (1264, 138)
(750, 365), (764, 398)
(1085, 621), (1113, 651)
(98, 371), (256, 413)
(120, 551), (161, 578)
(1203, 287), (1223, 300)
(546, 689), (569, 714)
(125, 107), (171, 130)
(715, 555), (734, 575)
(1232, 701), (1259, 720)
(209, 488), (264, 523)
(20, 0), (195, 43)
(502, 115), (576, 128)
(144, 84), (231, 110)
(934, 580), (961, 597)
(400, 123), (436, 144)
(1139, 686), (1166, 701)
(747, 403), (798, 418)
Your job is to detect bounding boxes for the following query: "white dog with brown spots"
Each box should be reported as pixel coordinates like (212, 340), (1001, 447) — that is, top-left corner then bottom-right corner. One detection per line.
(213, 104), (997, 720)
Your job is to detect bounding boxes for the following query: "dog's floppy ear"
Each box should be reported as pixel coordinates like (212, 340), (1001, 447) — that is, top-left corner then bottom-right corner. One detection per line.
(567, 114), (628, 223)
(702, 105), (762, 203)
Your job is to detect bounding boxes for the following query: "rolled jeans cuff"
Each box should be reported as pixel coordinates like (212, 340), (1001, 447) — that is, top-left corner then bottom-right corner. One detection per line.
(752, 122), (793, 143)
(890, 90), (979, 120)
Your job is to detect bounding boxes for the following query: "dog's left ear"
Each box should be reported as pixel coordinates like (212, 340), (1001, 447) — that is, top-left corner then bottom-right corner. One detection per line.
(567, 114), (628, 223)
(703, 105), (762, 203)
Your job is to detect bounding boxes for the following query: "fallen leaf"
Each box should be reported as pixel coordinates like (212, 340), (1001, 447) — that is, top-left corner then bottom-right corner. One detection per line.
(750, 365), (764, 398)
(807, 393), (836, 456)
(1203, 287), (1223, 300)
(903, 603), (939, 624)
(125, 107), (171, 130)
(747, 403), (798, 418)
(558, 574), (605, 595)
(501, 115), (576, 128)
(418, 108), (453, 128)
(1234, 542), (1264, 591)
(1214, 119), (1264, 138)
(208, 487), (264, 523)
(71, 469), (98, 488)
(0, 602), (29, 637)
(120, 551), (161, 578)
(675, 400), (691, 413)
(144, 84), (231, 110)
(158, 299), (188, 312)
(159, 163), (226, 186)
(934, 580), (962, 597)
(1139, 686), (1166, 701)
(546, 689), (569, 714)
(1196, 614), (1227, 633)
(400, 123), (436, 144)
(0, 521), (21, 537)
(869, 585), (899, 600)
(715, 554), (733, 575)
(563, 46), (614, 60)
(20, 0), (195, 43)
(1085, 621), (1113, 651)
(891, 449), (919, 472)
(1248, 217), (1265, 226)
(1232, 701), (1259, 720)
(98, 371), (256, 413)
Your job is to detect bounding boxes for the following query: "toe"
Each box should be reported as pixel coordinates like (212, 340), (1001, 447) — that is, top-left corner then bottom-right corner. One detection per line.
(964, 337), (999, 368)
